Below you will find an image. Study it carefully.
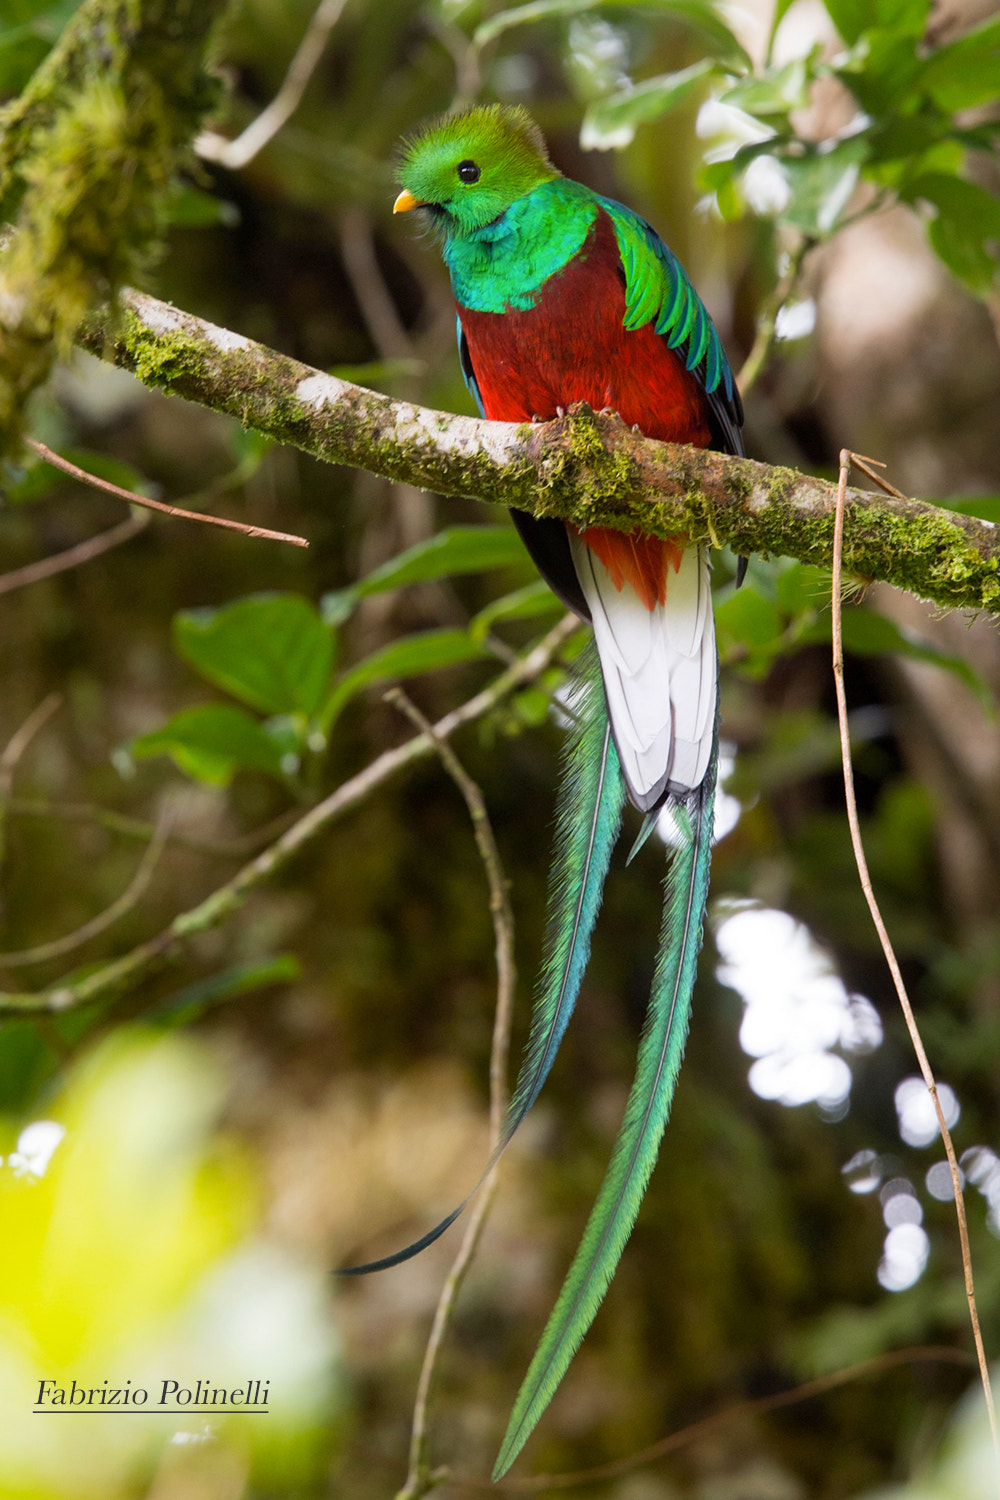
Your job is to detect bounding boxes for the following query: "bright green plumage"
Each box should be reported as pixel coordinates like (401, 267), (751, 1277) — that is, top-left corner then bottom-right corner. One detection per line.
(388, 104), (743, 1480)
(495, 740), (717, 1477)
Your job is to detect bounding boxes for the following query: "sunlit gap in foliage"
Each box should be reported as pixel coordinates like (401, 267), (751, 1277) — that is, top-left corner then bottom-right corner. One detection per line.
(2, 1119), (65, 1178)
(715, 902), (883, 1115)
(840, 1081), (967, 1293)
(655, 741), (741, 848)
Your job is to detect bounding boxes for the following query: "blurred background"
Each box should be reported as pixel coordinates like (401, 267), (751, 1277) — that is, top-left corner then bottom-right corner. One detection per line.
(2, 0), (1000, 1495)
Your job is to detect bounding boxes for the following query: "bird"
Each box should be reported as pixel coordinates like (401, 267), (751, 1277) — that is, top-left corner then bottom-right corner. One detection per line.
(359, 102), (744, 1478)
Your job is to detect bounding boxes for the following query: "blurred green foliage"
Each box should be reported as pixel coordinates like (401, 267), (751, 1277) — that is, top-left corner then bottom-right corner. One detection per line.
(0, 1030), (342, 1498)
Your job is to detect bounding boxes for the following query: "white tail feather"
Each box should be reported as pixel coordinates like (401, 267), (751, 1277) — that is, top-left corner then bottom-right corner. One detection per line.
(568, 536), (717, 809)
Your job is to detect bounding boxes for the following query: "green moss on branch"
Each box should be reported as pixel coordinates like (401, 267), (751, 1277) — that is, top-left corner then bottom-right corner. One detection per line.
(0, 0), (226, 458)
(76, 288), (1000, 615)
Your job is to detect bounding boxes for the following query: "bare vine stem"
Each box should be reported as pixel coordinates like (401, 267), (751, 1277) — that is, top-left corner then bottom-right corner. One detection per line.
(0, 809), (171, 968)
(0, 693), (61, 879)
(386, 689), (516, 1500)
(832, 448), (999, 1477)
(736, 234), (813, 397)
(196, 0), (348, 170)
(26, 440), (308, 548)
(0, 514), (150, 597)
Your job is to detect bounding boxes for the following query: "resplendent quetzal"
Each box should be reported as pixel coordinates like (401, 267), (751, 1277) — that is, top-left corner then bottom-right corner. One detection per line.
(359, 103), (744, 1477)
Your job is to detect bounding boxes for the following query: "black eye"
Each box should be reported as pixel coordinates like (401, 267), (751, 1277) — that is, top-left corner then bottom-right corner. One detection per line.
(457, 160), (480, 184)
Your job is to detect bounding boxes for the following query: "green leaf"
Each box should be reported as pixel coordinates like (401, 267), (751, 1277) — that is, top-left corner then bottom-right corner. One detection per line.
(721, 54), (817, 119)
(320, 628), (492, 733)
(164, 183), (239, 230)
(0, 0), (78, 95)
(803, 607), (994, 712)
(940, 496), (1000, 524)
(902, 173), (1000, 294)
(870, 0), (928, 36)
(581, 60), (718, 150)
(715, 587), (784, 676)
(321, 525), (530, 624)
(917, 15), (1000, 113)
(4, 446), (154, 506)
(148, 956), (302, 1027)
(821, 0), (871, 45)
(773, 560), (832, 615)
(174, 594), (334, 718)
(475, 0), (750, 67)
(779, 136), (868, 235)
(131, 704), (289, 785)
(470, 580), (565, 640)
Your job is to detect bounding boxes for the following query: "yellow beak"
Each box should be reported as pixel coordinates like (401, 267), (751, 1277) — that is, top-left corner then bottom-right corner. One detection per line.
(393, 189), (423, 214)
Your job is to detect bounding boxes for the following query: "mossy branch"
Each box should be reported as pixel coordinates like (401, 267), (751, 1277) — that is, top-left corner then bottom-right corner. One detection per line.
(0, 0), (226, 456)
(77, 288), (1000, 614)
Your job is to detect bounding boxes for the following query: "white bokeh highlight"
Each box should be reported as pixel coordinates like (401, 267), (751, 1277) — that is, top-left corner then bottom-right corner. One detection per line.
(715, 904), (883, 1110)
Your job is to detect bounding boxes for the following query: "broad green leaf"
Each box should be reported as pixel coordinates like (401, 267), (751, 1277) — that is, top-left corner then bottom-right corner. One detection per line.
(834, 27), (924, 112)
(773, 560), (832, 616)
(0, 0), (78, 95)
(821, 0), (870, 45)
(715, 587), (784, 676)
(940, 496), (1000, 524)
(581, 61), (718, 150)
(321, 525), (530, 624)
(164, 184), (239, 230)
(721, 54), (816, 119)
(174, 594), (334, 718)
(903, 174), (1000, 294)
(917, 14), (1000, 113)
(779, 137), (867, 235)
(471, 580), (565, 640)
(320, 628), (492, 732)
(149, 956), (302, 1028)
(131, 704), (288, 785)
(802, 607), (994, 712)
(870, 0), (928, 37)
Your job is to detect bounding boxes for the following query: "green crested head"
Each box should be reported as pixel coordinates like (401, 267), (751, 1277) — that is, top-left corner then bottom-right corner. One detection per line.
(395, 104), (559, 237)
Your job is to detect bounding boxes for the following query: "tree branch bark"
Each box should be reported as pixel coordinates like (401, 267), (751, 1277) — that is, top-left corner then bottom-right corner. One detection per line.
(77, 288), (1000, 614)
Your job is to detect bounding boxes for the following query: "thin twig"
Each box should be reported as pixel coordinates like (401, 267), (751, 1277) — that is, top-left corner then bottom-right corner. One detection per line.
(0, 808), (171, 967)
(736, 235), (813, 398)
(0, 694), (62, 788)
(196, 0), (348, 170)
(340, 208), (414, 363)
(5, 796), (300, 857)
(0, 614), (579, 1014)
(0, 693), (62, 876)
(0, 513), (149, 597)
(832, 448), (999, 1476)
(26, 440), (309, 548)
(438, 1346), (974, 1492)
(386, 689), (516, 1500)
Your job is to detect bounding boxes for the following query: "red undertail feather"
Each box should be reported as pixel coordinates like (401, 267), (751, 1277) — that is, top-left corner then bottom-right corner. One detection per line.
(575, 527), (685, 612)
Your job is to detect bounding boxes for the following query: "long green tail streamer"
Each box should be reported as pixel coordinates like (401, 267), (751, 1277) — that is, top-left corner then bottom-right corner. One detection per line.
(341, 644), (625, 1276)
(494, 728), (718, 1478)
